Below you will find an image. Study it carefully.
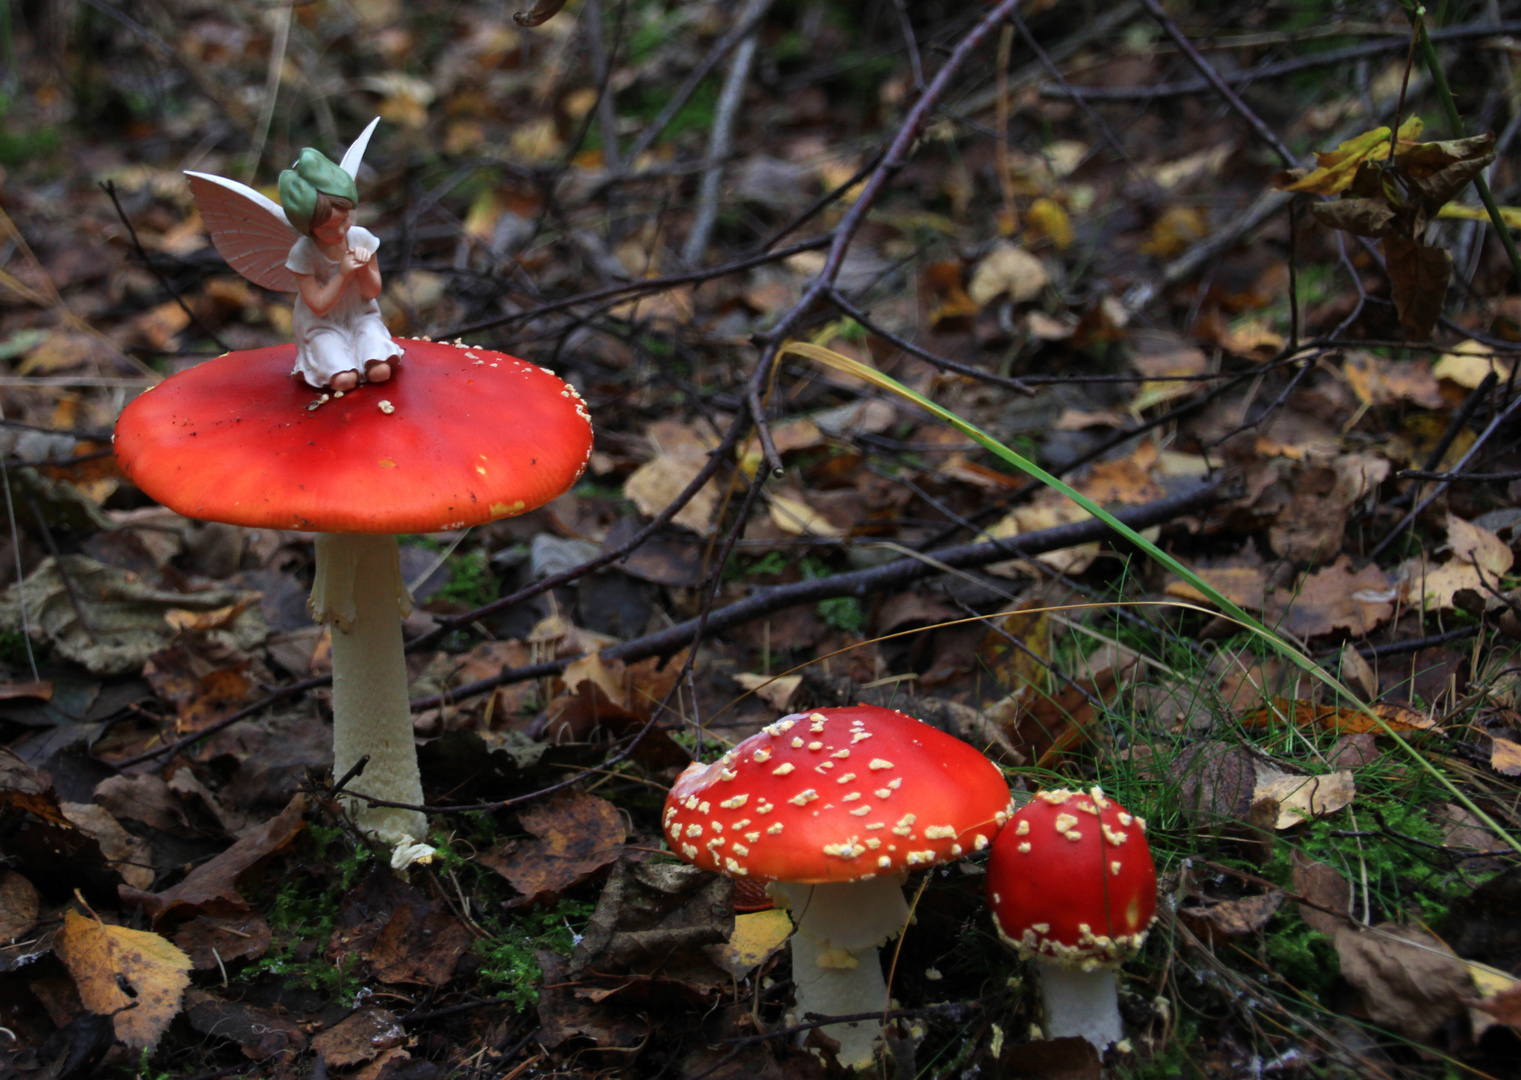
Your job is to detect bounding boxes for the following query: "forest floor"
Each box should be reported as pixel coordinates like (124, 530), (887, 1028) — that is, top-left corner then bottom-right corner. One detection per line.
(3, 0), (1521, 1077)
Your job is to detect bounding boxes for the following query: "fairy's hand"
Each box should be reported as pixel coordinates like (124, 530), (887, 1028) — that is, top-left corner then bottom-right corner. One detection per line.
(347, 246), (374, 266)
(339, 249), (367, 276)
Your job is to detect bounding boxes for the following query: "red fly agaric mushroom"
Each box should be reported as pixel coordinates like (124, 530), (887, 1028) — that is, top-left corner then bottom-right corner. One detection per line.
(114, 340), (592, 858)
(662, 704), (1013, 1071)
(985, 786), (1157, 1050)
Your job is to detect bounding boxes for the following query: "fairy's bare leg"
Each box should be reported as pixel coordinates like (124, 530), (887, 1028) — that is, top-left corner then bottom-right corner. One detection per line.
(331, 370), (360, 392)
(365, 360), (392, 383)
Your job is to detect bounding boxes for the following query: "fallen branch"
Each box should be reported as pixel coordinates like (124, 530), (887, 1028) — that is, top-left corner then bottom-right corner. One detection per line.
(410, 478), (1225, 711)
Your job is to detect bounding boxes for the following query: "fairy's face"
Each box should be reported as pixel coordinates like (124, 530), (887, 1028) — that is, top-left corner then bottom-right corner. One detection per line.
(312, 206), (353, 247)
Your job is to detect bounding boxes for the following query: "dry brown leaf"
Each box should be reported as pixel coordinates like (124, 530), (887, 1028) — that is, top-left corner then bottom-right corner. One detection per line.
(1164, 566), (1271, 611)
(1339, 643), (1378, 699)
(1334, 923), (1474, 1042)
(60, 802), (153, 890)
(481, 791), (624, 906)
(1179, 892), (1284, 945)
(1292, 850), (1352, 935)
(55, 909), (193, 1049)
(731, 672), (802, 712)
(1074, 455), (1165, 505)
(1384, 234), (1452, 341)
(311, 1007), (406, 1067)
(1278, 557), (1397, 638)
(985, 491), (1098, 577)
(366, 904), (473, 986)
(119, 794), (307, 926)
(1478, 981), (1521, 1030)
(1342, 352), (1445, 409)
(1403, 513), (1514, 611)
(1253, 766), (1355, 829)
(967, 241), (1048, 306)
(173, 914), (272, 970)
(622, 419), (722, 535)
(0, 870), (40, 940)
(1238, 697), (1434, 735)
(184, 989), (306, 1061)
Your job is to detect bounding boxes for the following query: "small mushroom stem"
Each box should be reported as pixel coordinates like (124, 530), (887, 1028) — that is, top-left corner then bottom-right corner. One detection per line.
(1035, 959), (1123, 1050)
(312, 533), (426, 846)
(772, 876), (909, 1071)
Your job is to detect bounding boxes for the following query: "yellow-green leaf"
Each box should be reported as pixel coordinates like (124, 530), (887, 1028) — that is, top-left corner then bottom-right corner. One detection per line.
(1273, 117), (1423, 195)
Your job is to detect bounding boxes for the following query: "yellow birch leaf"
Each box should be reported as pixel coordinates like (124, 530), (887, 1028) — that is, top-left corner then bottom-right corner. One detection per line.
(1492, 735), (1521, 776)
(1025, 197), (1074, 250)
(712, 908), (793, 978)
(55, 909), (192, 1049)
(1274, 117), (1424, 195)
(1436, 203), (1521, 228)
(768, 493), (843, 537)
(1433, 340), (1513, 388)
(1253, 767), (1356, 829)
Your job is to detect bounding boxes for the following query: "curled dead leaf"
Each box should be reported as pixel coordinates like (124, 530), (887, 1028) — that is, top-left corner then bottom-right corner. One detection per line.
(1178, 892), (1284, 945)
(1239, 697), (1434, 735)
(1252, 765), (1355, 829)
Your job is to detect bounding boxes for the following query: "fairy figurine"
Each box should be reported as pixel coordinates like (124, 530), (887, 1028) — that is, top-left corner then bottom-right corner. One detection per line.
(186, 119), (404, 392)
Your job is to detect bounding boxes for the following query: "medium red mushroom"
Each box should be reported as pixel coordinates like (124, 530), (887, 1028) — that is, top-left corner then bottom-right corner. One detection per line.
(985, 786), (1157, 1050)
(662, 704), (1013, 1070)
(115, 340), (592, 858)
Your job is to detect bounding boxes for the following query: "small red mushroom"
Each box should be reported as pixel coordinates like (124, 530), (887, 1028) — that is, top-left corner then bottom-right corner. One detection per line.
(985, 786), (1157, 1050)
(663, 704), (1013, 1070)
(114, 340), (592, 857)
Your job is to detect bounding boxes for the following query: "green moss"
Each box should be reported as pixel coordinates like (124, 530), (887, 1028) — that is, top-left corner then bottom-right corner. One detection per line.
(476, 899), (595, 1010)
(438, 549), (498, 608)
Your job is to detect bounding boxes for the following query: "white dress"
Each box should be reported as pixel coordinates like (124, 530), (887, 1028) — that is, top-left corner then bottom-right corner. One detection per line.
(285, 226), (403, 388)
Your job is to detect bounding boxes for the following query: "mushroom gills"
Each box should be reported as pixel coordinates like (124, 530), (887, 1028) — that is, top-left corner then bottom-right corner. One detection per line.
(1035, 959), (1123, 1051)
(772, 876), (909, 1071)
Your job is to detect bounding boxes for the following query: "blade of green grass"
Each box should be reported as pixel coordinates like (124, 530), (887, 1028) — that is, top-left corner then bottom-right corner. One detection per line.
(783, 339), (1519, 853)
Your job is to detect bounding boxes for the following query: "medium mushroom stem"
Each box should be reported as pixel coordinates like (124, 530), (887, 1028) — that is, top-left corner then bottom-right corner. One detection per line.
(772, 876), (910, 1071)
(1035, 959), (1122, 1050)
(312, 532), (426, 847)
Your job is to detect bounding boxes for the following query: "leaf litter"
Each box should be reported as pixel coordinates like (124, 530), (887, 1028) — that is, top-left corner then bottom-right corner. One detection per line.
(5, 2), (1521, 1078)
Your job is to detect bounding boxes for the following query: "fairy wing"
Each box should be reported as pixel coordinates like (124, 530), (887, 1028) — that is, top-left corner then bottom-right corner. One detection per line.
(339, 117), (380, 180)
(185, 171), (299, 293)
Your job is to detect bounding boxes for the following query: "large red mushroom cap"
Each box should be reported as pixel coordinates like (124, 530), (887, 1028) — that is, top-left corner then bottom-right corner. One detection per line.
(114, 340), (593, 533)
(662, 704), (1014, 884)
(986, 787), (1157, 970)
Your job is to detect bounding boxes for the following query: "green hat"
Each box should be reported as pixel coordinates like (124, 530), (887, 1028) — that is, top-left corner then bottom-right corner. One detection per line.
(278, 147), (359, 234)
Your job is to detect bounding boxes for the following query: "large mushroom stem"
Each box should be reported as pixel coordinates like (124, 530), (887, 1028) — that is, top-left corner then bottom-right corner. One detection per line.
(771, 876), (910, 1071)
(311, 533), (427, 850)
(1035, 960), (1123, 1050)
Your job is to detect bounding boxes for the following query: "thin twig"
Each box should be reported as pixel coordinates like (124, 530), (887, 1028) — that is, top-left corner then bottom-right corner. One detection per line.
(827, 288), (1033, 395)
(1040, 20), (1521, 101)
(683, 0), (773, 266)
(407, 480), (1222, 716)
(101, 180), (230, 353)
(1136, 0), (1295, 166)
(625, 0), (775, 165)
(1370, 388), (1521, 557)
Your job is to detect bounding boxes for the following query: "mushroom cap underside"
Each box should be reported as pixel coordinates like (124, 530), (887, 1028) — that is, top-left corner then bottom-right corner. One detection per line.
(662, 704), (1014, 884)
(114, 340), (593, 533)
(986, 787), (1158, 967)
